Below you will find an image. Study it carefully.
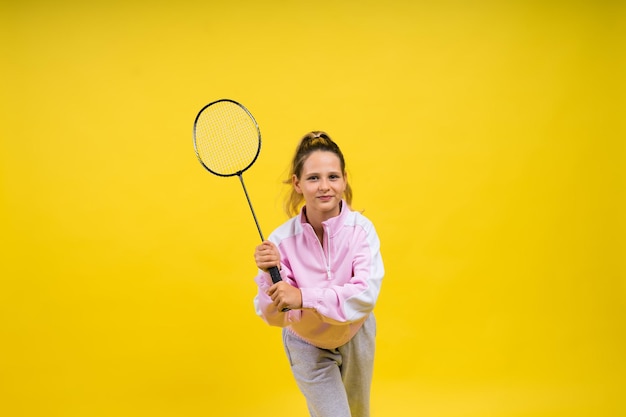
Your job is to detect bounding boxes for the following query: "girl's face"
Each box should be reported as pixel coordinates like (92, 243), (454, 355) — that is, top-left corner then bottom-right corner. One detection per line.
(293, 150), (347, 221)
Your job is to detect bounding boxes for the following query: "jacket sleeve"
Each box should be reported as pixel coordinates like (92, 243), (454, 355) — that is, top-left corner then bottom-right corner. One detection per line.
(300, 222), (384, 324)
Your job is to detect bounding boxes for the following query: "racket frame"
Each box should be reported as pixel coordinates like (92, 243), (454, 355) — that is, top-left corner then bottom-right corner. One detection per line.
(192, 98), (262, 178)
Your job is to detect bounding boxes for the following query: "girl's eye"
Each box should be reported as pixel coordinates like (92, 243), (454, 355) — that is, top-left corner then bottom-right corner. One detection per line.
(308, 176), (318, 181)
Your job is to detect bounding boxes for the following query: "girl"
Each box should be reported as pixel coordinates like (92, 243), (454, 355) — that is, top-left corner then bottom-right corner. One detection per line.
(253, 131), (385, 417)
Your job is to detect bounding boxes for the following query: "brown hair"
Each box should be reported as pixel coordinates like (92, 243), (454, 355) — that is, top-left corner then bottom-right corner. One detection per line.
(283, 131), (352, 217)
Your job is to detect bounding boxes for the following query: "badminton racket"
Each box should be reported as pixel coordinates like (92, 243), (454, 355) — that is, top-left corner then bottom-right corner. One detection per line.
(193, 99), (283, 286)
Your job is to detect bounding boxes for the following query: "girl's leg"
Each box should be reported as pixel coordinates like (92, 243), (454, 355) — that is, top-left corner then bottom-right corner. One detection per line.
(339, 313), (376, 417)
(283, 330), (351, 417)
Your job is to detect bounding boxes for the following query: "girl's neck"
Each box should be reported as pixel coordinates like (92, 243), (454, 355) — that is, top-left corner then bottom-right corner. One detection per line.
(303, 210), (324, 243)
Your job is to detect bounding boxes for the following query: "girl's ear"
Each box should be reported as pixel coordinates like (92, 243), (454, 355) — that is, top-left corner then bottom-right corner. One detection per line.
(292, 174), (303, 194)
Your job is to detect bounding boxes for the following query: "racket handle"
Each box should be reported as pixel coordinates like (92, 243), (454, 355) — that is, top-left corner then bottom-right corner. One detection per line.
(269, 266), (282, 284)
(268, 266), (290, 312)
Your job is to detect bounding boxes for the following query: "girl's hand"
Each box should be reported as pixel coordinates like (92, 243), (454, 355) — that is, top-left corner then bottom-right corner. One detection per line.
(267, 281), (302, 311)
(254, 240), (281, 272)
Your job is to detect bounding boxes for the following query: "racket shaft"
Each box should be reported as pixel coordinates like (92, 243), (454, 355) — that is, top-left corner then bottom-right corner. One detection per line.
(238, 174), (266, 241)
(238, 176), (285, 287)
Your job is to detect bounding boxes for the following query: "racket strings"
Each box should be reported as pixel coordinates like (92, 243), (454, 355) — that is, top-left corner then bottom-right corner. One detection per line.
(194, 102), (260, 176)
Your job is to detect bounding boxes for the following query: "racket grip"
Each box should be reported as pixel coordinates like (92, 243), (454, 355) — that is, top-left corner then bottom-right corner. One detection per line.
(269, 266), (282, 283)
(268, 266), (290, 312)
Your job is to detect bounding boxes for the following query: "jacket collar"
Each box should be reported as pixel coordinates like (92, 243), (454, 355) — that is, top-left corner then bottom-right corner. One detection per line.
(298, 200), (349, 237)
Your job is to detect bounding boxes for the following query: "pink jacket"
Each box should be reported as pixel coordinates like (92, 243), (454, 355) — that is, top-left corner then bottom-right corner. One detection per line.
(254, 202), (384, 349)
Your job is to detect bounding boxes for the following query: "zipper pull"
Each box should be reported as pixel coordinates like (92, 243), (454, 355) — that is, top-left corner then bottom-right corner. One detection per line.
(326, 267), (332, 280)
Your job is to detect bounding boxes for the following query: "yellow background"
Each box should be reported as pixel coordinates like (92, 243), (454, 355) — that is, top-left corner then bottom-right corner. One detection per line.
(1, 1), (625, 416)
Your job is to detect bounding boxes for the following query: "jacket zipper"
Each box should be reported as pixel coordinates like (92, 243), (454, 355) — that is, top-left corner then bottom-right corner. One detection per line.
(311, 224), (332, 280)
(324, 225), (332, 280)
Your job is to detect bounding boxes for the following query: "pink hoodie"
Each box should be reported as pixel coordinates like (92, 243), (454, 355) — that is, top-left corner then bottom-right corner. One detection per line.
(254, 202), (384, 349)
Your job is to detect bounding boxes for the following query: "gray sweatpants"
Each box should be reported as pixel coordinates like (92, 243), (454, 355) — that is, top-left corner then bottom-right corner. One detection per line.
(282, 314), (376, 417)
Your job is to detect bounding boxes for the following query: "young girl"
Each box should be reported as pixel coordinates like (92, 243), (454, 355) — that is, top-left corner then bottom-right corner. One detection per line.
(253, 131), (385, 417)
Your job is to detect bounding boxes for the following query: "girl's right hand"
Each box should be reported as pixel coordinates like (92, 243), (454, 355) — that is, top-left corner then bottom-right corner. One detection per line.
(254, 240), (281, 272)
